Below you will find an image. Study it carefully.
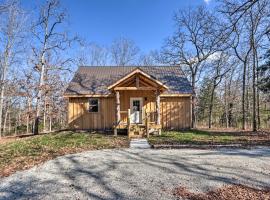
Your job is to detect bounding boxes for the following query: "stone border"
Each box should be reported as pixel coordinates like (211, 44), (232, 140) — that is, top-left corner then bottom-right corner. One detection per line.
(151, 144), (268, 149)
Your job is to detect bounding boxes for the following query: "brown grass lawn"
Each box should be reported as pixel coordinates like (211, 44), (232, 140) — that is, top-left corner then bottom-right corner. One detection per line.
(0, 131), (129, 177)
(149, 129), (270, 146)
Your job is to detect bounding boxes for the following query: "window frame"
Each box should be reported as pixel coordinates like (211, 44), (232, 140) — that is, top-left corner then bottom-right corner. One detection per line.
(88, 98), (100, 113)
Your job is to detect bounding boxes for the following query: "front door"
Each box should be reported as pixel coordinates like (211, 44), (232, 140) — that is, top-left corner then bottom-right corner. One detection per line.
(130, 98), (143, 124)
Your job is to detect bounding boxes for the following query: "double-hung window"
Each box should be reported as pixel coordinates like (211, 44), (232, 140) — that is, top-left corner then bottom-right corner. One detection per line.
(89, 98), (99, 113)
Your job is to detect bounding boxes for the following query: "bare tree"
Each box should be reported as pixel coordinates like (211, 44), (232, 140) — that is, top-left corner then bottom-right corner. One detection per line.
(161, 6), (225, 128)
(248, 0), (270, 131)
(110, 37), (140, 66)
(219, 0), (270, 37)
(139, 51), (160, 66)
(207, 52), (230, 128)
(220, 0), (270, 131)
(0, 1), (25, 137)
(232, 25), (252, 130)
(31, 0), (76, 135)
(78, 42), (109, 66)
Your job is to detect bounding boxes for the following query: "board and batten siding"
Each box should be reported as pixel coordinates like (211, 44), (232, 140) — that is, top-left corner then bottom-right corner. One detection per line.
(160, 97), (191, 130)
(68, 97), (115, 130)
(68, 96), (191, 130)
(118, 90), (156, 124)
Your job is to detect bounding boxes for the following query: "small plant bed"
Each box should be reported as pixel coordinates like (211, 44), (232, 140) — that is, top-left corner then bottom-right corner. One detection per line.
(172, 184), (270, 200)
(149, 130), (270, 148)
(0, 131), (129, 177)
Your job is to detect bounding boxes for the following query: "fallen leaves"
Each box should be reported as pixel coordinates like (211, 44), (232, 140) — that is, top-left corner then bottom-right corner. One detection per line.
(0, 132), (129, 177)
(172, 184), (270, 200)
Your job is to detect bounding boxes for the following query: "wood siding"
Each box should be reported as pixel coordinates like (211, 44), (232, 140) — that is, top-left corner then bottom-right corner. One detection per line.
(160, 97), (191, 130)
(119, 90), (156, 124)
(68, 97), (115, 130)
(68, 95), (191, 130)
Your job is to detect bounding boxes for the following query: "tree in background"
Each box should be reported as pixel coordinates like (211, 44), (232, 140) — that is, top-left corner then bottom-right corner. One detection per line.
(220, 0), (270, 131)
(139, 51), (160, 66)
(77, 42), (109, 66)
(258, 50), (270, 93)
(197, 77), (222, 127)
(31, 0), (76, 135)
(110, 37), (140, 66)
(161, 6), (226, 128)
(0, 0), (26, 137)
(0, 0), (269, 137)
(207, 52), (230, 128)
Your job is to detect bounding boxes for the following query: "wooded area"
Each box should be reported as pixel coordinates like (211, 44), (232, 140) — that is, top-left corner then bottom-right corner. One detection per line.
(0, 0), (269, 138)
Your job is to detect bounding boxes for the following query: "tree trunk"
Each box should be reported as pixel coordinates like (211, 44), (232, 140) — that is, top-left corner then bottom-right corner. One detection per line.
(0, 47), (10, 138)
(8, 112), (11, 133)
(191, 73), (196, 129)
(224, 79), (229, 128)
(33, 54), (46, 135)
(0, 67), (7, 138)
(208, 85), (216, 129)
(18, 109), (21, 127)
(242, 61), (247, 130)
(257, 83), (260, 129)
(256, 51), (260, 129)
(228, 84), (232, 127)
(0, 88), (4, 138)
(228, 103), (233, 127)
(15, 115), (17, 136)
(43, 99), (46, 133)
(3, 108), (9, 136)
(26, 114), (29, 134)
(252, 45), (257, 132)
(49, 116), (52, 132)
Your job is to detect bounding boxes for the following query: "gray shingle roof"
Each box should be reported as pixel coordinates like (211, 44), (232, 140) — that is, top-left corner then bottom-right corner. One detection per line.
(65, 66), (192, 95)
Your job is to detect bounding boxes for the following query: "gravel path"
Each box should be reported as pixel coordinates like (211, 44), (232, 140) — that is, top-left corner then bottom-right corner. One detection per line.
(0, 147), (270, 200)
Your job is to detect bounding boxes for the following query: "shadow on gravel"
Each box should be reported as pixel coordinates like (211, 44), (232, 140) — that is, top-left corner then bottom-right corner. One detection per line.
(0, 148), (270, 200)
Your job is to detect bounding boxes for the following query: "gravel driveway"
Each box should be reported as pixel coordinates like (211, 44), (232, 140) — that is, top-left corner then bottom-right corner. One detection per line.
(0, 147), (270, 200)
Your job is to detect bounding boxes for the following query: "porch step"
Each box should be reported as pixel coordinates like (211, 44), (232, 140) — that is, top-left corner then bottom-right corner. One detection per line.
(129, 138), (151, 149)
(128, 124), (146, 138)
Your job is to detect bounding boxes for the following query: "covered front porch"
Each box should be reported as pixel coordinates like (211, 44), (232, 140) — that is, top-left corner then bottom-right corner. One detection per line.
(108, 68), (167, 138)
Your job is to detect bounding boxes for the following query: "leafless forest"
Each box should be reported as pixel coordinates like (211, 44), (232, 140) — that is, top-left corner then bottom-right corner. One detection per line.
(0, 0), (269, 137)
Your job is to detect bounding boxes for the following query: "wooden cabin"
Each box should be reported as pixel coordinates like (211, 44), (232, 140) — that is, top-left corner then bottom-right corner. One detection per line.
(64, 66), (193, 138)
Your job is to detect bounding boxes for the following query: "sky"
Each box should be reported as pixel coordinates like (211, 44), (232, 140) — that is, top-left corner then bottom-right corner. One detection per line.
(22, 0), (213, 54)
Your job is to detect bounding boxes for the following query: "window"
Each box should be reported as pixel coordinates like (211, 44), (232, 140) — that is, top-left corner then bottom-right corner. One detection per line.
(89, 98), (99, 112)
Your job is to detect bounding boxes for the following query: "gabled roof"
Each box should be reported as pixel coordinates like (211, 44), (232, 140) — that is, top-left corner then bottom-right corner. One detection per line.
(64, 66), (192, 96)
(107, 68), (168, 90)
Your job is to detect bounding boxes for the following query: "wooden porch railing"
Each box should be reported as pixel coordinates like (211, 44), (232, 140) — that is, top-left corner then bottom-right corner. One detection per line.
(125, 109), (158, 138)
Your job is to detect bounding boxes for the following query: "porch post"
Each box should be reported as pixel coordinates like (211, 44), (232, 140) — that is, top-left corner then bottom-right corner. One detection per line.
(156, 90), (161, 135)
(114, 90), (120, 136)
